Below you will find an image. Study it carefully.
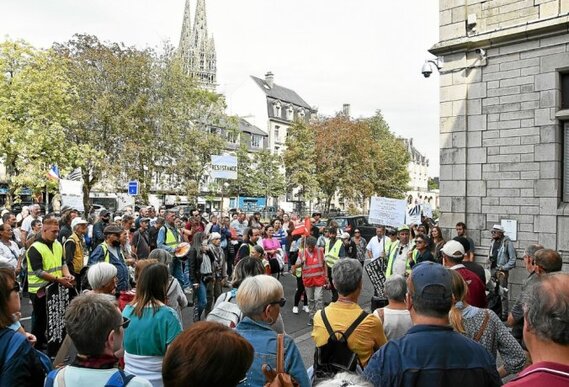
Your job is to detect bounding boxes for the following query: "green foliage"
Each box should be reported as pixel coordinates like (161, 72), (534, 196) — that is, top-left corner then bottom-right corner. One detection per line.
(250, 150), (286, 201)
(428, 177), (439, 190)
(283, 120), (319, 200)
(0, 40), (79, 206)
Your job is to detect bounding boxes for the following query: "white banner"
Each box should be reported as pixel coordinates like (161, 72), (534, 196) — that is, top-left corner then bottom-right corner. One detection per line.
(406, 204), (422, 225)
(422, 203), (433, 218)
(210, 155), (238, 180)
(368, 196), (407, 227)
(59, 179), (85, 213)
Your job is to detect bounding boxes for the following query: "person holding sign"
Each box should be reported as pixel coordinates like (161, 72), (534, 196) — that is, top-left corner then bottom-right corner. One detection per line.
(385, 225), (413, 278)
(26, 218), (75, 351)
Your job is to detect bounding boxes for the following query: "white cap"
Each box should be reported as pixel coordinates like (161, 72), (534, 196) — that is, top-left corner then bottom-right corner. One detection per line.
(440, 240), (465, 258)
(492, 224), (505, 232)
(341, 232), (351, 240)
(71, 218), (88, 230)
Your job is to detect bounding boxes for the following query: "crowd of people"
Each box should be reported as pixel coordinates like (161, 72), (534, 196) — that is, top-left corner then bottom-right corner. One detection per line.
(0, 203), (568, 387)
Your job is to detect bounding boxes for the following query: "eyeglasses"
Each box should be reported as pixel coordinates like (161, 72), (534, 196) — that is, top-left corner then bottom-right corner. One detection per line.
(415, 240), (425, 244)
(120, 317), (130, 330)
(10, 282), (20, 293)
(268, 298), (286, 307)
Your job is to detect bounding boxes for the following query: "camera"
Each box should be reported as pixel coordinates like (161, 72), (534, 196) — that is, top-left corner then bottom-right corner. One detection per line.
(421, 61), (433, 78)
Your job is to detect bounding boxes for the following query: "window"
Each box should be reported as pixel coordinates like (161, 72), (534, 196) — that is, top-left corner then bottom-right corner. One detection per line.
(562, 73), (569, 109)
(251, 135), (261, 148)
(286, 105), (294, 120)
(274, 125), (280, 142)
(226, 131), (237, 143)
(273, 101), (281, 118)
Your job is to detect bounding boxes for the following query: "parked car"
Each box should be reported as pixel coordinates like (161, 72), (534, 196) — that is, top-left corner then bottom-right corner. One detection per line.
(328, 215), (378, 242)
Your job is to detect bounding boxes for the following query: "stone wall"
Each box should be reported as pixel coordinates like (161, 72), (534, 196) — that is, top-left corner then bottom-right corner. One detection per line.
(432, 0), (569, 297)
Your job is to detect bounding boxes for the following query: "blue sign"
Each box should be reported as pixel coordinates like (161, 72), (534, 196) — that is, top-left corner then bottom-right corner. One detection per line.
(128, 180), (139, 196)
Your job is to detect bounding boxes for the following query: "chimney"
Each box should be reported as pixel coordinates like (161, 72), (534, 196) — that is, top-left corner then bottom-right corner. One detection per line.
(342, 103), (351, 117)
(265, 71), (274, 89)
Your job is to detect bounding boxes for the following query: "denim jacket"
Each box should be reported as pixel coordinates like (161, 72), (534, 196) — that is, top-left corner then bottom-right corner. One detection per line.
(488, 235), (517, 271)
(236, 317), (310, 387)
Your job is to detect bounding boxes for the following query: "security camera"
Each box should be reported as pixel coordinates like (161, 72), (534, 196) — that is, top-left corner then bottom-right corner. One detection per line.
(421, 61), (433, 78)
(475, 48), (486, 56)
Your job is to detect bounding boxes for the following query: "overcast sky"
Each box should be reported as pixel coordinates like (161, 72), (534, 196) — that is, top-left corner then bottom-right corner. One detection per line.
(1, 0), (441, 176)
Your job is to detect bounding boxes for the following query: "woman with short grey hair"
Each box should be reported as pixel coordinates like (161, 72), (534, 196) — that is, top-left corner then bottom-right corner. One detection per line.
(372, 274), (412, 340)
(236, 275), (310, 387)
(87, 262), (117, 295)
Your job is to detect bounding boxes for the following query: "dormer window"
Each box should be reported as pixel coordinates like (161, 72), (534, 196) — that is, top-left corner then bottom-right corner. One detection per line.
(273, 101), (282, 118)
(286, 105), (294, 121)
(298, 108), (305, 118)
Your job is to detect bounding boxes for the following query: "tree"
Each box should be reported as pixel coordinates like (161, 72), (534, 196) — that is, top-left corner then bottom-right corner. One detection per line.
(0, 40), (78, 207)
(283, 120), (319, 202)
(250, 150), (286, 205)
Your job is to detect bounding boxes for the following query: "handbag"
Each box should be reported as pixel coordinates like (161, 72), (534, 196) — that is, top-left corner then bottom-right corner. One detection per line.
(262, 334), (299, 387)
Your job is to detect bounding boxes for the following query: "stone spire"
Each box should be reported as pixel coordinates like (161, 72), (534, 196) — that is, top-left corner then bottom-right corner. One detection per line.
(178, 0), (192, 61)
(178, 0), (217, 91)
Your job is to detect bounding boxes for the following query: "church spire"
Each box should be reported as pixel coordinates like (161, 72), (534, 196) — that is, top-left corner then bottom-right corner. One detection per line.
(178, 0), (192, 60)
(178, 0), (217, 91)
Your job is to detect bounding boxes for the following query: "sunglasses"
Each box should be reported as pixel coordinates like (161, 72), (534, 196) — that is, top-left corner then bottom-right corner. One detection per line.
(10, 282), (20, 293)
(268, 298), (286, 308)
(120, 317), (130, 330)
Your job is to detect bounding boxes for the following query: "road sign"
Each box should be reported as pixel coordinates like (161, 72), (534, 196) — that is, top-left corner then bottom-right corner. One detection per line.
(128, 180), (139, 196)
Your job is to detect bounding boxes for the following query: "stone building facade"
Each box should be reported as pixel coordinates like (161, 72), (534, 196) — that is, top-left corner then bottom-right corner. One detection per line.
(430, 0), (569, 294)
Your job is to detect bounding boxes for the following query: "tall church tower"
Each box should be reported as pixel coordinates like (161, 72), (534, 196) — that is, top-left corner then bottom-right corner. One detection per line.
(178, 0), (217, 91)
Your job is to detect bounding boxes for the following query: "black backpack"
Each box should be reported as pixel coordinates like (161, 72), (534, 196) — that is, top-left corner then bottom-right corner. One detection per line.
(313, 309), (368, 379)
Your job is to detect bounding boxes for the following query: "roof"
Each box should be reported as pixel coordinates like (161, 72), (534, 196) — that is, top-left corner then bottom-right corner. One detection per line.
(239, 118), (267, 137)
(403, 138), (429, 166)
(251, 76), (312, 109)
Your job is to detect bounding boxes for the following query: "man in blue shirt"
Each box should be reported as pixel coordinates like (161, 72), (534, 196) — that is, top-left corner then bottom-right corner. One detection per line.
(364, 261), (502, 387)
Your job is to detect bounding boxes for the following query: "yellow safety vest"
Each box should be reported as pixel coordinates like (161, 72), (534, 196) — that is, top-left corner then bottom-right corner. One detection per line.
(385, 241), (412, 278)
(64, 233), (86, 273)
(325, 239), (343, 268)
(164, 226), (179, 249)
(27, 240), (63, 294)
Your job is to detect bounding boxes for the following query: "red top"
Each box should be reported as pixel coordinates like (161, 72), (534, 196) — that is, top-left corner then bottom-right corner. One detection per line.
(505, 361), (569, 386)
(455, 266), (487, 308)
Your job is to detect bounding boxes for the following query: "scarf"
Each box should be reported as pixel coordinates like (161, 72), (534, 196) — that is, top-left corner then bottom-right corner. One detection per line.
(72, 354), (118, 369)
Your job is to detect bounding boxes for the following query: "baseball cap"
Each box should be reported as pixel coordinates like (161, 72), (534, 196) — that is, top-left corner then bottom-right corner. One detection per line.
(140, 217), (150, 223)
(440, 240), (465, 258)
(100, 210), (111, 218)
(411, 261), (452, 300)
(71, 218), (88, 229)
(491, 224), (505, 232)
(397, 225), (410, 232)
(103, 225), (123, 235)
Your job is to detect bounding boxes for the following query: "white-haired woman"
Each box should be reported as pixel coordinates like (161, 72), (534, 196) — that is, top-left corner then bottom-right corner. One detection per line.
(236, 275), (310, 387)
(86, 262), (117, 302)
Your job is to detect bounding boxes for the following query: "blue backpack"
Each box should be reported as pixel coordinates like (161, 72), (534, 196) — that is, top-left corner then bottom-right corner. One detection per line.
(0, 328), (52, 387)
(45, 367), (135, 387)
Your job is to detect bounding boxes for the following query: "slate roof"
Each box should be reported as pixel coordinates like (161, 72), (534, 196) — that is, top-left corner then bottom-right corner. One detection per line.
(251, 76), (312, 109)
(239, 118), (267, 137)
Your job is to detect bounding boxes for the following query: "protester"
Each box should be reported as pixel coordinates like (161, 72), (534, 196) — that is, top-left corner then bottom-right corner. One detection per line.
(86, 262), (118, 301)
(262, 224), (283, 278)
(292, 236), (327, 325)
(487, 224), (516, 320)
(92, 210), (111, 248)
(157, 210), (186, 290)
(0, 222), (21, 269)
(63, 217), (89, 291)
(364, 262), (501, 386)
(429, 225), (445, 263)
(505, 273), (569, 386)
(89, 225), (133, 292)
(0, 268), (46, 387)
(148, 249), (188, 320)
(385, 225), (413, 278)
(454, 236), (486, 285)
(411, 233), (435, 264)
(324, 228), (345, 302)
(206, 232), (227, 312)
(122, 262), (182, 387)
(188, 232), (211, 320)
(441, 239), (487, 308)
(366, 226), (388, 262)
(27, 218), (75, 352)
(448, 269), (525, 377)
(372, 274), (412, 340)
(313, 258), (386, 368)
(162, 321), (253, 387)
(132, 217), (151, 259)
(236, 275), (310, 387)
(20, 204), (41, 244)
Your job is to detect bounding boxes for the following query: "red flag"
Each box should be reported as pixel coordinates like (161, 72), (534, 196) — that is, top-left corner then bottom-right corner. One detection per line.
(292, 216), (312, 236)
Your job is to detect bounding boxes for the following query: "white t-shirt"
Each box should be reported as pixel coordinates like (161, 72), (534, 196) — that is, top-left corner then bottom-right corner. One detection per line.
(51, 366), (152, 387)
(392, 244), (410, 276)
(366, 235), (387, 260)
(0, 240), (21, 268)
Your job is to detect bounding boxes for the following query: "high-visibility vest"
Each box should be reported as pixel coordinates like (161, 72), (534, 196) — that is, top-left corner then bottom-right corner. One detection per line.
(64, 233), (86, 273)
(325, 239), (343, 268)
(385, 241), (412, 278)
(301, 247), (326, 287)
(27, 240), (63, 294)
(163, 225), (179, 249)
